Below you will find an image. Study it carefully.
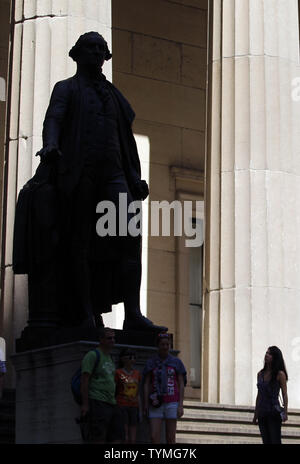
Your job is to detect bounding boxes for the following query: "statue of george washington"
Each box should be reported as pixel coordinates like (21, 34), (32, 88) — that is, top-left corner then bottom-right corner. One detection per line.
(13, 32), (167, 334)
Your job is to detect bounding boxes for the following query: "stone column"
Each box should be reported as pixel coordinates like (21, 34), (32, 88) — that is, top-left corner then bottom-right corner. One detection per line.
(203, 0), (300, 407)
(2, 0), (112, 382)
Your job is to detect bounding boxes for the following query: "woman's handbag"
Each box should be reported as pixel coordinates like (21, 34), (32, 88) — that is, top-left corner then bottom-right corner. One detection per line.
(274, 403), (285, 420)
(274, 392), (285, 420)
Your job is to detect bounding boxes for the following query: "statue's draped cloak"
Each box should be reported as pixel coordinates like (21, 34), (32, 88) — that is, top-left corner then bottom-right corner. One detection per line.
(13, 73), (143, 325)
(44, 73), (141, 195)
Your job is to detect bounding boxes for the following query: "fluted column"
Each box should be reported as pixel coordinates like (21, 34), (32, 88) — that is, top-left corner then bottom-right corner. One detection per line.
(203, 0), (300, 407)
(2, 0), (112, 377)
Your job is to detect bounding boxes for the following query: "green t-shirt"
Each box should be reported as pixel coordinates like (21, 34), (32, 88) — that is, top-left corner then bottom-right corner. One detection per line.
(81, 348), (116, 405)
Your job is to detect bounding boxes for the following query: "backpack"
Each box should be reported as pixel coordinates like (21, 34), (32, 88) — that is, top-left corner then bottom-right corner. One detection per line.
(71, 349), (100, 405)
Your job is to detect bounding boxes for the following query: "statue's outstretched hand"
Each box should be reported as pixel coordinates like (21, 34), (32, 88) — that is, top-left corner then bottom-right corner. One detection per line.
(36, 144), (62, 163)
(134, 179), (149, 201)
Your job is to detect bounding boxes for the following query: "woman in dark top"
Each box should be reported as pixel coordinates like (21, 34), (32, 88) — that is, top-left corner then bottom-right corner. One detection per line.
(253, 346), (288, 444)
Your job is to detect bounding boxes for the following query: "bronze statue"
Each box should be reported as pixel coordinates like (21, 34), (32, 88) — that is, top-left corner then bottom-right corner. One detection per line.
(13, 32), (167, 334)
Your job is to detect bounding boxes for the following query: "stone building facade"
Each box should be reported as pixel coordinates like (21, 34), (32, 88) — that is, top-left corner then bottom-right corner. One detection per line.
(0, 0), (300, 411)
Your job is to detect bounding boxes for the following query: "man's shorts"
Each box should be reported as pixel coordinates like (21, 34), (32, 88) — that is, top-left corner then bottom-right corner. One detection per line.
(88, 399), (125, 442)
(119, 406), (139, 426)
(149, 402), (179, 420)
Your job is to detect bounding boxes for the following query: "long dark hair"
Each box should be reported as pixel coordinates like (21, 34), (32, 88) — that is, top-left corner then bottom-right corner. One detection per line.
(263, 346), (288, 384)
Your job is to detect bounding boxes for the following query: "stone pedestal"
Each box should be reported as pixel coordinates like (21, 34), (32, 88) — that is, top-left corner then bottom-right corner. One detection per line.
(15, 326), (173, 353)
(11, 341), (164, 444)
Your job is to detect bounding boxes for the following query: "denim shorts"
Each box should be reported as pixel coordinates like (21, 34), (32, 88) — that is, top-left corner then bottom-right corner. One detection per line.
(0, 361), (6, 374)
(149, 402), (179, 419)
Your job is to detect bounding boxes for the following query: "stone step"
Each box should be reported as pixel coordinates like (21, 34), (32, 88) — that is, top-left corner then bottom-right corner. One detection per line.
(184, 400), (254, 411)
(177, 400), (300, 444)
(177, 420), (300, 438)
(176, 433), (262, 444)
(182, 409), (300, 426)
(184, 400), (300, 416)
(176, 433), (300, 445)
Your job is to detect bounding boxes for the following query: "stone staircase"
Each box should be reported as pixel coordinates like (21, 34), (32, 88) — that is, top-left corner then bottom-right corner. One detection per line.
(0, 389), (16, 444)
(1, 392), (300, 444)
(176, 400), (300, 444)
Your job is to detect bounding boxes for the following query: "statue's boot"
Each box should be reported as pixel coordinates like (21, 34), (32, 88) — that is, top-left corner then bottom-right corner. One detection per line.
(95, 313), (105, 328)
(123, 311), (168, 332)
(122, 258), (168, 332)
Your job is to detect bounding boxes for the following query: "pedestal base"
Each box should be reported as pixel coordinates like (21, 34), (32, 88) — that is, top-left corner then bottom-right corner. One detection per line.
(16, 326), (173, 352)
(11, 341), (171, 444)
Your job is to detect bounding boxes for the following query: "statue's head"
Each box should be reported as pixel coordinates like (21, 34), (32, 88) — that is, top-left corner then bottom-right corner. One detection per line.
(69, 31), (112, 68)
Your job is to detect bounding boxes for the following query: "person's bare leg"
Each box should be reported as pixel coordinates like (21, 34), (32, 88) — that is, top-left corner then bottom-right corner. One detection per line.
(165, 419), (177, 444)
(150, 418), (162, 444)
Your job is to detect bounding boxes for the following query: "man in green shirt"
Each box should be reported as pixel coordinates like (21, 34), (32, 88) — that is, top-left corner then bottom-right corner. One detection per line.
(81, 327), (124, 443)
